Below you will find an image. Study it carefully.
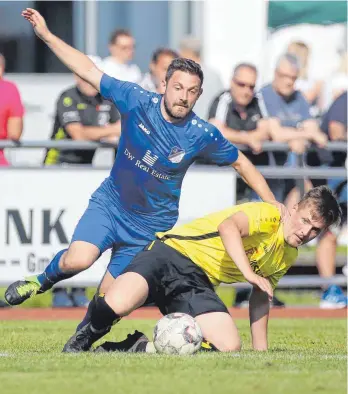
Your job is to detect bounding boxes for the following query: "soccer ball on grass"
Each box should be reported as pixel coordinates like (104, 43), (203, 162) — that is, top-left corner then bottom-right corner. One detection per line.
(153, 312), (203, 355)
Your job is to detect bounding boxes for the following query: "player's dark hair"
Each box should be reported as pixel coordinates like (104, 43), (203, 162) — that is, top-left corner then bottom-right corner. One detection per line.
(152, 48), (179, 64)
(109, 29), (133, 45)
(298, 186), (342, 228)
(165, 58), (204, 86)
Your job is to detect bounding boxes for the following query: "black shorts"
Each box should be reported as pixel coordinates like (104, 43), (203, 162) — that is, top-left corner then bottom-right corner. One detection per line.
(123, 240), (228, 318)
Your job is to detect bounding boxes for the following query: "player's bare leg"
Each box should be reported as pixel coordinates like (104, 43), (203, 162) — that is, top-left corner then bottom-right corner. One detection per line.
(195, 312), (241, 352)
(5, 241), (100, 305)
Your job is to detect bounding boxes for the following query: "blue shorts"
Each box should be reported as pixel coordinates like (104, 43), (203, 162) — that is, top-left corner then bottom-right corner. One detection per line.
(71, 178), (157, 278)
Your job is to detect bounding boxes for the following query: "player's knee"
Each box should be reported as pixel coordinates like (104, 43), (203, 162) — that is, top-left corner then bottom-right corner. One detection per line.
(104, 293), (132, 317)
(216, 338), (242, 352)
(61, 252), (93, 272)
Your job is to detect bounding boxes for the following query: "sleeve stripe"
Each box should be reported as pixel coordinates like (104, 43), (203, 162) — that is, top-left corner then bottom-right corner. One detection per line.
(215, 92), (232, 123)
(256, 92), (269, 118)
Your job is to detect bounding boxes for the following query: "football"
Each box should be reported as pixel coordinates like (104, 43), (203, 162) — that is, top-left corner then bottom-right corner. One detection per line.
(153, 313), (203, 355)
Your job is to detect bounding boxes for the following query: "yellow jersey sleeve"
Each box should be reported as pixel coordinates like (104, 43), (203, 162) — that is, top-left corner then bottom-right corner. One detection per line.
(241, 202), (281, 236)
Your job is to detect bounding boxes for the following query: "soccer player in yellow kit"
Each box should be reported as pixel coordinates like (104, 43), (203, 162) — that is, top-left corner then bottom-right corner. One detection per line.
(63, 186), (341, 353)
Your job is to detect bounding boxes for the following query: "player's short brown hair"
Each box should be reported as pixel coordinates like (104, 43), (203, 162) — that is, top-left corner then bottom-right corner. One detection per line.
(298, 186), (342, 228)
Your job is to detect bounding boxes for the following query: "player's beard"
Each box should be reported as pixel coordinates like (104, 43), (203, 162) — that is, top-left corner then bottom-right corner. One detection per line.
(163, 96), (191, 120)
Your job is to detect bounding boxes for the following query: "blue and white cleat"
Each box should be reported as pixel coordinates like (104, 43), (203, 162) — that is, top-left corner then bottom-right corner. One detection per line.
(320, 285), (347, 309)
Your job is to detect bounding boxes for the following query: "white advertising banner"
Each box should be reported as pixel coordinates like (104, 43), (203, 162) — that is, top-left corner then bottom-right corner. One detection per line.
(0, 166), (236, 286)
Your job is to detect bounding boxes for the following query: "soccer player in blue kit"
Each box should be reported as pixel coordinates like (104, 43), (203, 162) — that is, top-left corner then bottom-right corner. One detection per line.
(6, 9), (284, 327)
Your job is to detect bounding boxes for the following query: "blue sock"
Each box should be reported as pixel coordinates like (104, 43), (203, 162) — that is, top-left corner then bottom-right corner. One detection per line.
(36, 249), (73, 290)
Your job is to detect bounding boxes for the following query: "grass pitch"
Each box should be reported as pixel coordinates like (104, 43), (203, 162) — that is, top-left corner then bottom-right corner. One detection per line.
(0, 319), (346, 394)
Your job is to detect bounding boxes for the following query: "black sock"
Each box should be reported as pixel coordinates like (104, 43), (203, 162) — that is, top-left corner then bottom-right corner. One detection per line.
(90, 294), (120, 332)
(75, 293), (96, 332)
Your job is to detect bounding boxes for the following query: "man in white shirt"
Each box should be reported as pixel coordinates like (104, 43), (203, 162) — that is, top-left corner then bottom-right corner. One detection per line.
(102, 29), (141, 83)
(179, 36), (224, 120)
(140, 48), (178, 94)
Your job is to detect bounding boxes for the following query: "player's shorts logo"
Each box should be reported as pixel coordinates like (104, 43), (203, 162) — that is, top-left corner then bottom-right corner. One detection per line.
(168, 147), (185, 163)
(142, 150), (158, 166)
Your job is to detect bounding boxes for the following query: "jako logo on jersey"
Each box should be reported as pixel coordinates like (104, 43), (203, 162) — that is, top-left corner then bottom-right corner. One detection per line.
(139, 123), (150, 135)
(168, 147), (185, 163)
(142, 150), (158, 166)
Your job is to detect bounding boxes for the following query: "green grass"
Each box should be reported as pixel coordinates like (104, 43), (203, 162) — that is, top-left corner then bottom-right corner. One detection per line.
(0, 319), (346, 394)
(0, 287), (322, 308)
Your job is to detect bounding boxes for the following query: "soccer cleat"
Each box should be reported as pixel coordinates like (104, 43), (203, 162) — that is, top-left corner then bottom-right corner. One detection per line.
(233, 289), (286, 308)
(270, 295), (286, 308)
(94, 331), (149, 353)
(320, 285), (347, 309)
(62, 323), (110, 353)
(4, 276), (42, 306)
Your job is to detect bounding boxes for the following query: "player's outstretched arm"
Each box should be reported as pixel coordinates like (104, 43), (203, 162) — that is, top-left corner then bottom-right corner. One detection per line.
(22, 8), (102, 91)
(231, 151), (276, 202)
(249, 288), (270, 351)
(231, 151), (290, 220)
(218, 212), (273, 301)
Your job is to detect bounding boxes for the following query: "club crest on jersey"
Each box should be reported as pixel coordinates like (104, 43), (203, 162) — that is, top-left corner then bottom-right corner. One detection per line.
(168, 147), (185, 163)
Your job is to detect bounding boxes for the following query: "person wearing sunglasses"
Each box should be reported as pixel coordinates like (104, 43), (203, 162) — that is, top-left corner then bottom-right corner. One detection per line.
(258, 53), (327, 161)
(208, 63), (272, 201)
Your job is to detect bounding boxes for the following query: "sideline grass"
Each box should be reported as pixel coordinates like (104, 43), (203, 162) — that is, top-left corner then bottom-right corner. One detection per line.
(0, 287), (322, 308)
(0, 319), (346, 394)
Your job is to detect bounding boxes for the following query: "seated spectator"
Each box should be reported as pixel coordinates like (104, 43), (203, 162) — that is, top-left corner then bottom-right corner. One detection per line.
(0, 52), (24, 166)
(208, 63), (271, 200)
(287, 41), (323, 117)
(258, 53), (327, 204)
(140, 48), (178, 94)
(316, 91), (347, 309)
(321, 52), (348, 112)
(209, 63), (285, 308)
(44, 56), (121, 307)
(102, 29), (141, 83)
(258, 53), (327, 157)
(45, 56), (121, 166)
(179, 36), (223, 120)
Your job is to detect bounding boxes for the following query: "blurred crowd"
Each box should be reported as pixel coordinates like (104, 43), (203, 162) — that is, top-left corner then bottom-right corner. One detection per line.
(0, 30), (346, 309)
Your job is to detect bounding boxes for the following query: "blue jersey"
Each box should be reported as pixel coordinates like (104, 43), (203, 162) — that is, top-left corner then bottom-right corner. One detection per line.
(100, 74), (238, 231)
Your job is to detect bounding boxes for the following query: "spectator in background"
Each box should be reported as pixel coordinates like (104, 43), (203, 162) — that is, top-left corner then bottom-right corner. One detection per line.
(140, 48), (178, 94)
(45, 56), (121, 307)
(321, 52), (348, 112)
(258, 53), (327, 203)
(102, 29), (141, 83)
(208, 63), (271, 201)
(209, 63), (285, 308)
(287, 41), (323, 117)
(0, 52), (24, 166)
(258, 53), (327, 156)
(179, 36), (223, 120)
(316, 91), (347, 309)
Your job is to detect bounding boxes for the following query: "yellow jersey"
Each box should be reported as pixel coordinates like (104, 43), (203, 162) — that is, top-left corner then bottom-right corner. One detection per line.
(156, 202), (298, 289)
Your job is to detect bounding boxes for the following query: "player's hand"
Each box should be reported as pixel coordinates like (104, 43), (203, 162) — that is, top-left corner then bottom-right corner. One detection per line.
(247, 137), (263, 154)
(22, 8), (51, 41)
(312, 131), (328, 148)
(245, 273), (273, 301)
